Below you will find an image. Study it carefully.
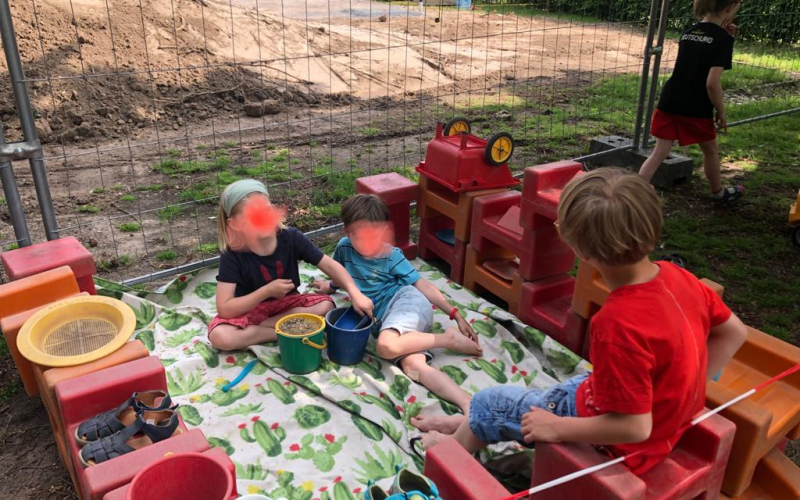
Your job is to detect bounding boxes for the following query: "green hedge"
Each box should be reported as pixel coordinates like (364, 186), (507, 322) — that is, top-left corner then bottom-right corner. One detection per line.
(482, 1), (799, 44)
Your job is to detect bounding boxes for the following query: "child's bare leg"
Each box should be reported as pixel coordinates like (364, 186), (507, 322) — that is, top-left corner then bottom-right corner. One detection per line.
(411, 414), (465, 434)
(259, 300), (335, 329)
(209, 323), (277, 351)
(421, 418), (487, 454)
(375, 327), (481, 360)
(699, 139), (723, 193)
(638, 138), (674, 183)
(401, 354), (471, 414)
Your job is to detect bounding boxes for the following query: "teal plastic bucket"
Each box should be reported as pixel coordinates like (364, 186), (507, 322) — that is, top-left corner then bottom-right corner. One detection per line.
(325, 307), (371, 365)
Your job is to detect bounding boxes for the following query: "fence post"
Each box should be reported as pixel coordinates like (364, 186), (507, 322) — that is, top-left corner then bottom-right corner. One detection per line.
(0, 122), (32, 248)
(633, 0), (662, 150)
(642, 0), (672, 149)
(0, 0), (60, 241)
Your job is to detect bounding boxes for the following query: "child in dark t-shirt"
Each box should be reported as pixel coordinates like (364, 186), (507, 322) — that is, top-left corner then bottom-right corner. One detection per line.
(208, 179), (373, 351)
(640, 0), (744, 204)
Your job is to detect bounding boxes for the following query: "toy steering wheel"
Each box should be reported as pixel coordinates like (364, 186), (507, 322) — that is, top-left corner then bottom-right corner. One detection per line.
(485, 132), (514, 166)
(443, 116), (471, 136)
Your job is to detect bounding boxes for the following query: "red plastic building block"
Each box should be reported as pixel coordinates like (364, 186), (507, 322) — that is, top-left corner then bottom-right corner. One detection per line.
(357, 172), (420, 260)
(418, 216), (468, 284)
(1, 236), (97, 294)
(416, 123), (520, 193)
(531, 410), (735, 500)
(102, 448), (238, 500)
(471, 191), (576, 281)
(721, 447), (800, 500)
(520, 160), (583, 230)
(706, 326), (800, 497)
(0, 266), (81, 396)
(35, 340), (149, 488)
(423, 438), (510, 500)
(56, 355), (192, 500)
(518, 274), (589, 353)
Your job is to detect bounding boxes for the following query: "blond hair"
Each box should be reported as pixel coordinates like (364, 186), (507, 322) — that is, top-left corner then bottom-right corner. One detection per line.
(557, 168), (662, 266)
(694, 0), (739, 18)
(216, 187), (285, 252)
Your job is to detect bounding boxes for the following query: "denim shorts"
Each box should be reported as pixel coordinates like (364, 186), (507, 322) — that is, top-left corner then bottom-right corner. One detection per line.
(379, 285), (434, 365)
(468, 374), (589, 445)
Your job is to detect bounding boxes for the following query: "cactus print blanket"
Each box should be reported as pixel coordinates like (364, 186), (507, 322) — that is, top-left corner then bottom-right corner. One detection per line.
(96, 260), (589, 499)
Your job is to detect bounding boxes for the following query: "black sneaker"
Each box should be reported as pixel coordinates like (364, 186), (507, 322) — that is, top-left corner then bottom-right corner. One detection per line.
(712, 185), (745, 204)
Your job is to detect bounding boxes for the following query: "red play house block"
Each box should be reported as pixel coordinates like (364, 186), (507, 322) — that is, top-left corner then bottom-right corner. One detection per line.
(531, 410), (735, 500)
(1, 236), (98, 294)
(520, 160), (583, 230)
(424, 438), (510, 500)
(357, 172), (420, 260)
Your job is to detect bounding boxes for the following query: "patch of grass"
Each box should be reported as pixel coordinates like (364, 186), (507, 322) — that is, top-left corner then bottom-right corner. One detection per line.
(308, 140), (319, 147)
(237, 162), (302, 183)
(222, 140), (239, 149)
(155, 250), (177, 261)
(0, 197), (5, 205)
(196, 243), (219, 256)
(272, 148), (290, 162)
(119, 222), (141, 232)
(251, 150), (263, 161)
(91, 187), (106, 194)
(4, 243), (19, 251)
(154, 154), (231, 176)
(166, 148), (182, 158)
(97, 254), (132, 272)
(76, 204), (101, 213)
(136, 184), (163, 192)
(178, 183), (217, 205)
(195, 143), (210, 151)
(158, 206), (185, 221)
(112, 183), (124, 191)
(120, 194), (136, 202)
(0, 377), (22, 402)
(357, 126), (380, 137)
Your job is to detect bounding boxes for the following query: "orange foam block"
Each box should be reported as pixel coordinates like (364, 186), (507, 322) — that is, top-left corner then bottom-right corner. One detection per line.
(463, 244), (523, 315)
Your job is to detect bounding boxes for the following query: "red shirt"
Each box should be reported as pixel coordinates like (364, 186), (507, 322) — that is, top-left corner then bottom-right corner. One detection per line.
(575, 262), (732, 475)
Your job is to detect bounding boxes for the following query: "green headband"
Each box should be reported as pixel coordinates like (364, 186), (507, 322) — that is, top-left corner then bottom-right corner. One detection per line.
(222, 179), (269, 217)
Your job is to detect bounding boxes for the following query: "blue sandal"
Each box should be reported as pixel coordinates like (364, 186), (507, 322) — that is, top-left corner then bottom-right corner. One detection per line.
(713, 185), (745, 204)
(75, 390), (173, 445)
(79, 409), (182, 467)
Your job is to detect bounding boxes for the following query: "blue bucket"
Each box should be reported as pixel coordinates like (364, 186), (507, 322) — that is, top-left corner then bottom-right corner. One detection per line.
(325, 307), (372, 366)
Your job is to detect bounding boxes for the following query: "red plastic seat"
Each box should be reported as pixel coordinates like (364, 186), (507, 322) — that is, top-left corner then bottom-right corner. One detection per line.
(519, 160), (583, 230)
(423, 438), (510, 500)
(56, 356), (193, 500)
(357, 172), (420, 260)
(531, 410), (736, 500)
(1, 236), (98, 295)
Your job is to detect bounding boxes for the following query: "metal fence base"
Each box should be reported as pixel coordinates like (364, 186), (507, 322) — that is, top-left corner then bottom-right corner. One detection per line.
(587, 135), (693, 189)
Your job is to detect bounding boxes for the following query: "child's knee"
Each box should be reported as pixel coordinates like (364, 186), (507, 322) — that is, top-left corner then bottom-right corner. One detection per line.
(400, 355), (428, 381)
(375, 332), (399, 359)
(209, 326), (238, 351)
(310, 300), (334, 314)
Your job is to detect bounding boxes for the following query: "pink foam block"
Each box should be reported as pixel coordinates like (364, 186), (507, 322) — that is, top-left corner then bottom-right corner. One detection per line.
(424, 438), (510, 500)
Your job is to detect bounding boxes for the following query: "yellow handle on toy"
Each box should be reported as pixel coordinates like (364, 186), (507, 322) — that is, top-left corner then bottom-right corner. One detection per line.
(302, 337), (327, 350)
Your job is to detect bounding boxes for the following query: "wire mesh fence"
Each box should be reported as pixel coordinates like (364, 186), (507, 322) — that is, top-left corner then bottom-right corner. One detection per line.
(0, 0), (798, 286)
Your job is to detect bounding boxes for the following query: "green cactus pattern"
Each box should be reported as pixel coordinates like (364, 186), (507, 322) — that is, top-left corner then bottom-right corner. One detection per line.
(268, 471), (313, 500)
(158, 309), (192, 331)
(523, 326), (546, 349)
(467, 358), (508, 383)
(234, 460), (268, 480)
(129, 302), (156, 330)
(286, 433), (347, 472)
(442, 365), (467, 385)
(240, 420), (286, 457)
(177, 404), (203, 425)
(471, 319), (497, 337)
(389, 375), (411, 400)
(191, 384), (249, 406)
(257, 378), (298, 404)
(501, 340), (525, 363)
(193, 282), (217, 299)
(208, 437), (234, 455)
(135, 329), (155, 351)
(294, 405), (331, 429)
(192, 342), (219, 367)
(221, 402), (263, 417)
(166, 367), (203, 396)
(330, 372), (363, 390)
(289, 375), (321, 394)
(355, 356), (385, 381)
(356, 392), (401, 419)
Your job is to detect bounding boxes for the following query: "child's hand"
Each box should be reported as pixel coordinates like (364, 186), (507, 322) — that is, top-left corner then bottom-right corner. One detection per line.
(264, 279), (295, 299)
(521, 407), (562, 443)
(716, 110), (728, 132)
(312, 280), (335, 295)
(351, 292), (374, 319)
(456, 314), (480, 345)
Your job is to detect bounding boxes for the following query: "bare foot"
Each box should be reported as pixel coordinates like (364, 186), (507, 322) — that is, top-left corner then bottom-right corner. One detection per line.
(421, 430), (449, 450)
(445, 327), (482, 356)
(411, 414), (465, 434)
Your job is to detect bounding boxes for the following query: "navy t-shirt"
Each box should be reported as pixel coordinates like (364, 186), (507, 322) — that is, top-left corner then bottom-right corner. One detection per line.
(657, 23), (734, 119)
(216, 228), (324, 298)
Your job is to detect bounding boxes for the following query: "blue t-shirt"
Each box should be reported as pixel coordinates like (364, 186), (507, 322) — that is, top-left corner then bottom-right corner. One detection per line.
(217, 227), (324, 298)
(333, 237), (421, 319)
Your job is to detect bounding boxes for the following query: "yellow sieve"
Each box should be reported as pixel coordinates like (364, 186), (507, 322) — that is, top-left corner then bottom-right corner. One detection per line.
(17, 295), (136, 367)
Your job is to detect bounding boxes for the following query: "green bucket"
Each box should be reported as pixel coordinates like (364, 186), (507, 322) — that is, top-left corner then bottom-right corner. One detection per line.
(275, 313), (327, 374)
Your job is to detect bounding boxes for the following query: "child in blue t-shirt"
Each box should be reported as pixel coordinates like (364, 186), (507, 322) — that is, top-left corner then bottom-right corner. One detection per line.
(313, 194), (482, 413)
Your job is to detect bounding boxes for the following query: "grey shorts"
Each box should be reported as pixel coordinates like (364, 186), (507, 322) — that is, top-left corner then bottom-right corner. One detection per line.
(379, 285), (434, 366)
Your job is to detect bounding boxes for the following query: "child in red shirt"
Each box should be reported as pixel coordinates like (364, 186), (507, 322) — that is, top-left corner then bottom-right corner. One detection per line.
(415, 168), (747, 475)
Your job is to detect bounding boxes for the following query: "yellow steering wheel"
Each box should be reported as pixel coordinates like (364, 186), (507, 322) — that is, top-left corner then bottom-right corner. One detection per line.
(485, 132), (514, 166)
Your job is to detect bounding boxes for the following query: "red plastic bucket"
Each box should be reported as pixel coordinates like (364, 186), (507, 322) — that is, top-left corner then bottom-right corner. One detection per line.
(127, 452), (234, 500)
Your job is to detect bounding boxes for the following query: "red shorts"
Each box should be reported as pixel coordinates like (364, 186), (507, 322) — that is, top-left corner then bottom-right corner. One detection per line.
(651, 109), (716, 146)
(208, 293), (333, 333)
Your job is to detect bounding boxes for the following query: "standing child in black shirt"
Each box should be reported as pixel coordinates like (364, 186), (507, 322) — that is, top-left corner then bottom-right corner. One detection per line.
(640, 0), (744, 204)
(208, 179), (374, 351)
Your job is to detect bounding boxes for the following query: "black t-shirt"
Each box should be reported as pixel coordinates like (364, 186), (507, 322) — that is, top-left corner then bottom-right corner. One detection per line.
(657, 23), (734, 119)
(216, 228), (324, 298)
